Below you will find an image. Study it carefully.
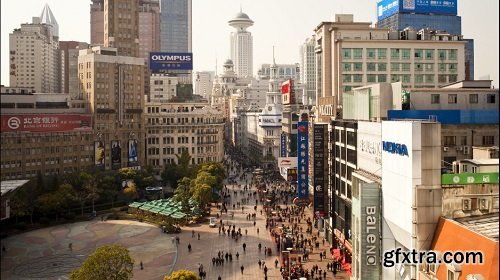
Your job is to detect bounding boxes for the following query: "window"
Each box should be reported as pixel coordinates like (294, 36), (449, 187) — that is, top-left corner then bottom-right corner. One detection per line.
(487, 94), (496, 103)
(367, 74), (376, 83)
(353, 74), (363, 83)
(391, 48), (400, 59)
(460, 136), (467, 146)
(367, 48), (376, 59)
(469, 94), (478, 104)
(367, 63), (376, 71)
(482, 136), (494, 145)
(403, 75), (411, 83)
(443, 136), (456, 146)
(378, 63), (387, 71)
(414, 49), (423, 59)
(342, 63), (351, 71)
(425, 49), (434, 60)
(353, 63), (363, 71)
(438, 49), (446, 60)
(425, 75), (434, 83)
(353, 48), (363, 59)
(415, 63), (423, 71)
(431, 94), (440, 104)
(402, 63), (411, 71)
(402, 49), (411, 59)
(438, 75), (448, 83)
(448, 94), (457, 104)
(448, 63), (457, 72)
(415, 75), (424, 83)
(391, 63), (400, 71)
(342, 75), (352, 83)
(378, 48), (387, 59)
(342, 48), (352, 59)
(448, 49), (457, 60)
(378, 74), (387, 82)
(391, 74), (400, 82)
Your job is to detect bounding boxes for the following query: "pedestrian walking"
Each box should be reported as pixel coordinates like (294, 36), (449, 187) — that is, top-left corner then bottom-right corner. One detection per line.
(188, 243), (192, 252)
(140, 261), (143, 270)
(236, 251), (240, 260)
(243, 243), (246, 252)
(198, 233), (200, 240)
(240, 265), (245, 274)
(192, 230), (195, 238)
(258, 259), (262, 268)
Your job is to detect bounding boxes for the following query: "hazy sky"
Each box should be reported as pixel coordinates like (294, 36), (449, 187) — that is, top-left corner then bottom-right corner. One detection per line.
(1, 0), (498, 88)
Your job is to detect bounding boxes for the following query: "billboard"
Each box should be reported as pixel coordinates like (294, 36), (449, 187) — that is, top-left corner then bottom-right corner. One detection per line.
(127, 139), (139, 167)
(1, 114), (92, 133)
(280, 132), (287, 157)
(94, 141), (105, 170)
(357, 122), (382, 177)
(149, 52), (193, 71)
(278, 157), (298, 168)
(259, 114), (281, 127)
(313, 124), (327, 214)
(297, 122), (309, 199)
(287, 168), (297, 182)
(281, 79), (295, 105)
(377, 0), (457, 21)
(111, 140), (122, 170)
(442, 173), (499, 185)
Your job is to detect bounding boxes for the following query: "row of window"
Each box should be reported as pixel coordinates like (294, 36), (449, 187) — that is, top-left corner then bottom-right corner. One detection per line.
(343, 48), (458, 60)
(342, 74), (458, 85)
(342, 62), (457, 72)
(443, 135), (495, 146)
(431, 94), (497, 104)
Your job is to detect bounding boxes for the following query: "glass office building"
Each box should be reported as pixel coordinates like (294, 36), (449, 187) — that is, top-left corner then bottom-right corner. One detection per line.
(159, 0), (192, 52)
(377, 13), (462, 35)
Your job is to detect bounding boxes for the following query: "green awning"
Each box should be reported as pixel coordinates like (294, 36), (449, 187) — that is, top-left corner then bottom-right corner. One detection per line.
(128, 202), (144, 208)
(170, 212), (187, 219)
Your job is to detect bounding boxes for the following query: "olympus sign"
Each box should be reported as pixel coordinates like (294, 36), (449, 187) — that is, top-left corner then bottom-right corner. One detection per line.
(150, 55), (192, 62)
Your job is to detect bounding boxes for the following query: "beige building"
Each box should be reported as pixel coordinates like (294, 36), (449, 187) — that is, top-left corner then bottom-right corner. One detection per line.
(138, 0), (160, 60)
(78, 46), (145, 170)
(144, 102), (225, 177)
(90, 0), (105, 45)
(149, 74), (180, 102)
(314, 14), (466, 121)
(104, 0), (140, 57)
(9, 5), (61, 93)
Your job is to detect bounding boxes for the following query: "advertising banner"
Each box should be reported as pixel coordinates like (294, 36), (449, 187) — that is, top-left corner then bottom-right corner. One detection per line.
(278, 157), (298, 168)
(259, 115), (281, 127)
(287, 168), (297, 183)
(1, 114), (92, 133)
(359, 180), (381, 278)
(313, 124), (327, 213)
(357, 122), (382, 177)
(297, 122), (309, 199)
(149, 52), (193, 71)
(111, 140), (122, 170)
(94, 141), (105, 170)
(377, 0), (457, 21)
(281, 79), (295, 105)
(280, 133), (287, 157)
(127, 139), (139, 167)
(442, 173), (499, 185)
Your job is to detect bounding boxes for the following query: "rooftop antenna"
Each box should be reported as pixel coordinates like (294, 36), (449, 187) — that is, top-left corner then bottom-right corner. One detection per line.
(215, 50), (218, 76)
(272, 46), (276, 65)
(240, 4), (242, 13)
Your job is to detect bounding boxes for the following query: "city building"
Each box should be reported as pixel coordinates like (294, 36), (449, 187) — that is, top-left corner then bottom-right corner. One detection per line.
(229, 11), (254, 78)
(59, 41), (89, 97)
(149, 73), (180, 102)
(1, 180), (30, 220)
(300, 36), (317, 105)
(104, 0), (140, 57)
(257, 63), (300, 81)
(138, 0), (160, 60)
(375, 0), (474, 80)
(0, 89), (94, 180)
(193, 71), (215, 98)
(78, 46), (145, 170)
(159, 0), (192, 53)
(314, 14), (466, 121)
(90, 0), (105, 45)
(9, 4), (61, 93)
(144, 102), (225, 177)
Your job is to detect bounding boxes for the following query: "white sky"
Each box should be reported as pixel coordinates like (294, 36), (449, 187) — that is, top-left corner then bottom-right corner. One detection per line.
(1, 0), (498, 88)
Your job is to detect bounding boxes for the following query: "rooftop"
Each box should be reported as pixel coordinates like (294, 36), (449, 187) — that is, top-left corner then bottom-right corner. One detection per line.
(1, 180), (29, 196)
(455, 214), (499, 241)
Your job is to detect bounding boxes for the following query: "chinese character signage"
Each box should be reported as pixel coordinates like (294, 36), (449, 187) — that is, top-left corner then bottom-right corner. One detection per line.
(94, 141), (105, 170)
(149, 52), (193, 71)
(377, 0), (457, 21)
(280, 132), (287, 157)
(281, 79), (295, 105)
(313, 124), (327, 213)
(111, 140), (122, 170)
(1, 114), (92, 133)
(287, 168), (297, 182)
(297, 122), (309, 199)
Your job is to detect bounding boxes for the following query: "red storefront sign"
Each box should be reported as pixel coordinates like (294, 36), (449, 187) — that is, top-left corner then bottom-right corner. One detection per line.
(1, 114), (92, 133)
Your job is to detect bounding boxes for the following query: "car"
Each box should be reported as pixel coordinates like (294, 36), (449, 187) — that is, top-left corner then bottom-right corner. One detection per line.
(209, 217), (217, 228)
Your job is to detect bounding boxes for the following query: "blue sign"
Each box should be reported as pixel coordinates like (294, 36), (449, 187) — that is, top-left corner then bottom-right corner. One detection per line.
(280, 133), (287, 157)
(377, 0), (457, 21)
(382, 141), (409, 156)
(149, 52), (193, 71)
(297, 122), (309, 199)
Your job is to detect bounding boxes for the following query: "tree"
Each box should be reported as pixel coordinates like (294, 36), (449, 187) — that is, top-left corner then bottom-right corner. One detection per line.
(123, 181), (138, 202)
(81, 172), (100, 215)
(9, 190), (28, 224)
(198, 162), (225, 191)
(192, 183), (212, 208)
(101, 175), (119, 208)
(164, 269), (200, 280)
(173, 177), (192, 208)
(70, 244), (134, 280)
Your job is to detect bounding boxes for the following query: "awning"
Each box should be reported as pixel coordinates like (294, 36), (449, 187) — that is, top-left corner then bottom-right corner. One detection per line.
(170, 212), (187, 219)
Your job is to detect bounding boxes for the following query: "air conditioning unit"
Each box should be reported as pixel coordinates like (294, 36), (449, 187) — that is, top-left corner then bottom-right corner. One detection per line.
(443, 147), (449, 152)
(456, 146), (463, 151)
(463, 146), (470, 155)
(479, 198), (489, 210)
(462, 198), (471, 211)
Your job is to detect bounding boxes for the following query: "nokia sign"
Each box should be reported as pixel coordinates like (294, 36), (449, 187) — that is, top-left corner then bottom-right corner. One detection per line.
(149, 52), (193, 71)
(382, 141), (409, 156)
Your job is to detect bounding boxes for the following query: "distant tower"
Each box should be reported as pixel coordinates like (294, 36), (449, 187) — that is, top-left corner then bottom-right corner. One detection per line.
(9, 4), (60, 93)
(229, 10), (254, 78)
(90, 0), (104, 45)
(104, 0), (140, 57)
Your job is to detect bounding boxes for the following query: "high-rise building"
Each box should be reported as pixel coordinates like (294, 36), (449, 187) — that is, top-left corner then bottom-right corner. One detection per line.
(78, 46), (145, 170)
(159, 0), (192, 52)
(314, 14), (466, 121)
(104, 0), (140, 57)
(229, 11), (254, 78)
(138, 0), (160, 60)
(59, 41), (89, 97)
(9, 4), (61, 93)
(193, 71), (215, 98)
(300, 36), (317, 106)
(90, 0), (105, 45)
(375, 0), (474, 80)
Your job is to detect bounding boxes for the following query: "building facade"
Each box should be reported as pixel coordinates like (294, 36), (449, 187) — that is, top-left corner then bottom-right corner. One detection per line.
(159, 0), (192, 53)
(144, 102), (225, 177)
(59, 41), (89, 97)
(78, 46), (145, 170)
(9, 4), (61, 93)
(229, 11), (254, 78)
(193, 71), (215, 98)
(104, 0), (140, 57)
(300, 36), (317, 106)
(90, 0), (105, 45)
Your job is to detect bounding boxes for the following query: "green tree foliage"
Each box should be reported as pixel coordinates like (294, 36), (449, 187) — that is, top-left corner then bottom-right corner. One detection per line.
(192, 183), (212, 208)
(36, 183), (75, 221)
(123, 181), (139, 202)
(162, 150), (194, 189)
(101, 175), (119, 208)
(9, 189), (28, 224)
(198, 162), (225, 191)
(164, 269), (200, 280)
(70, 244), (134, 280)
